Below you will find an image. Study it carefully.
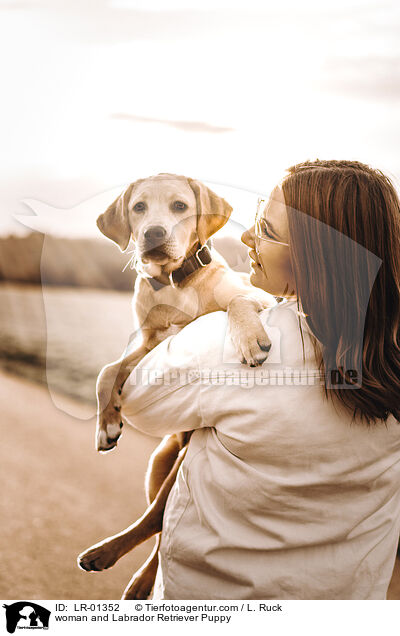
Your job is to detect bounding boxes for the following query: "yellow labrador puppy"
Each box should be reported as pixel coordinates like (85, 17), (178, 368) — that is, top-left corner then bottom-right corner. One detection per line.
(78, 173), (275, 598)
(95, 173), (274, 452)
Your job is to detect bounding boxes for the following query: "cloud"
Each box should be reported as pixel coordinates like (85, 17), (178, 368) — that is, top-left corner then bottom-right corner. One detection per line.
(0, 1), (38, 7)
(0, 1), (246, 44)
(110, 112), (234, 133)
(317, 56), (400, 101)
(2, 0), (399, 60)
(0, 0), (376, 45)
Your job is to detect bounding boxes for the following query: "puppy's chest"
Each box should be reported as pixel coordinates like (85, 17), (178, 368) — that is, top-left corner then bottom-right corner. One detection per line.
(134, 280), (204, 323)
(157, 284), (201, 314)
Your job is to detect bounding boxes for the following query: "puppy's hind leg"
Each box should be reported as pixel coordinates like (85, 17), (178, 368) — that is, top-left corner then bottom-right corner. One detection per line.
(122, 535), (161, 600)
(145, 433), (189, 504)
(77, 446), (187, 573)
(120, 433), (191, 599)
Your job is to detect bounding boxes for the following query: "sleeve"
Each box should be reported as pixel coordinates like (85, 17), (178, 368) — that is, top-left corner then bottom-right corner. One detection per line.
(120, 316), (212, 437)
(120, 305), (282, 438)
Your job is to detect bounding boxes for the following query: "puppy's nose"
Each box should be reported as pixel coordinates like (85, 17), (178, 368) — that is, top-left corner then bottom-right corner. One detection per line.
(144, 225), (167, 244)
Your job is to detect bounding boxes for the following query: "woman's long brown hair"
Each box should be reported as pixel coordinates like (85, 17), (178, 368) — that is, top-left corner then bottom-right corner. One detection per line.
(281, 160), (400, 424)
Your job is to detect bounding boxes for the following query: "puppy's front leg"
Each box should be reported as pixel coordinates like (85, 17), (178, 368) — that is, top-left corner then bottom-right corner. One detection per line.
(227, 296), (272, 366)
(96, 343), (149, 452)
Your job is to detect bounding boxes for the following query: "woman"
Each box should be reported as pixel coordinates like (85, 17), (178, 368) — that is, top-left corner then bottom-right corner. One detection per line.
(121, 160), (400, 600)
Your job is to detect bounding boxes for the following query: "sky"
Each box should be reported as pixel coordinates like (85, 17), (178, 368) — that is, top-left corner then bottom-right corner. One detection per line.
(1, 0), (400, 237)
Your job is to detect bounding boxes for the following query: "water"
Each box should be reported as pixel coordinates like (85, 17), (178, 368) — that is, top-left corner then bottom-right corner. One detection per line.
(0, 283), (135, 406)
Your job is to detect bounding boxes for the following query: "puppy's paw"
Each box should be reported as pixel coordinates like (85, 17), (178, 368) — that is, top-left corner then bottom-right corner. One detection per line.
(239, 335), (272, 367)
(77, 539), (123, 572)
(95, 417), (123, 453)
(122, 562), (158, 600)
(122, 573), (155, 600)
(228, 297), (272, 366)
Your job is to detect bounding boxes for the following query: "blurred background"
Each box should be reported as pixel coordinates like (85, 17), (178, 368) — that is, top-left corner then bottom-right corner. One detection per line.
(0, 0), (399, 600)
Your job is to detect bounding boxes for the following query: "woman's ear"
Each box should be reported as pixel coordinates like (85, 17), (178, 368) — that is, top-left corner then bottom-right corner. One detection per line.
(187, 178), (233, 245)
(96, 181), (140, 251)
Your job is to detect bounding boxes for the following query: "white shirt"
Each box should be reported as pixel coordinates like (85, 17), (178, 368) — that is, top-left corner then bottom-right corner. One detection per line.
(121, 300), (400, 600)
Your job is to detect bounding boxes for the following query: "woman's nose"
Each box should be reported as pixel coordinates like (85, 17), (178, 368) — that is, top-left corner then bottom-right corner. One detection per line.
(241, 226), (255, 248)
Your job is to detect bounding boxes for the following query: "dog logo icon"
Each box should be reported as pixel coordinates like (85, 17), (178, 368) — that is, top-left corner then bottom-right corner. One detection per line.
(2, 602), (50, 633)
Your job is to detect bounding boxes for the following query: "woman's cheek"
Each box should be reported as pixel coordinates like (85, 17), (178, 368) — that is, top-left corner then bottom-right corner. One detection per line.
(257, 252), (271, 279)
(249, 262), (270, 291)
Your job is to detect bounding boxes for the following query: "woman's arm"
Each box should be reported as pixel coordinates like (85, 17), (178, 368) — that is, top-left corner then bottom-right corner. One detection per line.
(120, 303), (287, 438)
(120, 312), (230, 436)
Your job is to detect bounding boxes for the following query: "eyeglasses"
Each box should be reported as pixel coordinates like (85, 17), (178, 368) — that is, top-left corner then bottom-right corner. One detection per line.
(255, 197), (289, 247)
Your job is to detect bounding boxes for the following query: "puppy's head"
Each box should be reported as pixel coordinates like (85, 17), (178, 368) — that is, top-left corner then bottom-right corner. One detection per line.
(97, 174), (232, 277)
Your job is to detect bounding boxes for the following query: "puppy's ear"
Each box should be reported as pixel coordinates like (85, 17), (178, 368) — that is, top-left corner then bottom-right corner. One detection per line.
(97, 182), (137, 251)
(187, 179), (233, 245)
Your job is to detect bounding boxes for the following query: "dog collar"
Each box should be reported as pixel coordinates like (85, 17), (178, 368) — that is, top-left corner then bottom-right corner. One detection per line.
(146, 242), (212, 290)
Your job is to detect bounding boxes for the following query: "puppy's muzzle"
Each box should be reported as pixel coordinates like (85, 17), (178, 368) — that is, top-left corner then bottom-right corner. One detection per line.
(143, 225), (167, 250)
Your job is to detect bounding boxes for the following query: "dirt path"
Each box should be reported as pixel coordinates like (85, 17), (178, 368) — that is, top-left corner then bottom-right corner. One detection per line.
(0, 370), (160, 600)
(1, 369), (399, 600)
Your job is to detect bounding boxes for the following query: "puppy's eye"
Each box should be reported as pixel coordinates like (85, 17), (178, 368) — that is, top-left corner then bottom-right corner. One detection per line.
(173, 200), (187, 211)
(133, 202), (146, 212)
